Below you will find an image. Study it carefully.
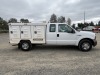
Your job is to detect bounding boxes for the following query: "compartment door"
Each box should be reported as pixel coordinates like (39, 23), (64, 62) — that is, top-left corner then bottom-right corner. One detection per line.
(9, 26), (20, 39)
(33, 26), (46, 43)
(21, 26), (31, 39)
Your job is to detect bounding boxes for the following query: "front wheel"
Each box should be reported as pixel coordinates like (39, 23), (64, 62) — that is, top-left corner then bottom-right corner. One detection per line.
(20, 41), (32, 51)
(78, 40), (92, 52)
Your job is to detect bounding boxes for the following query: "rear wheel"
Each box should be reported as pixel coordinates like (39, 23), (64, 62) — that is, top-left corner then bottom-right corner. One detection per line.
(79, 40), (92, 52)
(20, 41), (32, 51)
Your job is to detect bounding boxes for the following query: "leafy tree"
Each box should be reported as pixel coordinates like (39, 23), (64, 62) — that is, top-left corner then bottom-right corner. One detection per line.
(24, 19), (29, 23)
(58, 16), (65, 23)
(72, 24), (75, 29)
(98, 21), (100, 26)
(0, 17), (3, 30)
(89, 21), (94, 26)
(2, 20), (8, 30)
(78, 23), (81, 28)
(0, 17), (8, 30)
(20, 19), (24, 23)
(20, 18), (29, 23)
(67, 18), (71, 25)
(50, 14), (57, 23)
(78, 23), (85, 29)
(84, 22), (89, 27)
(0, 17), (3, 21)
(8, 18), (17, 23)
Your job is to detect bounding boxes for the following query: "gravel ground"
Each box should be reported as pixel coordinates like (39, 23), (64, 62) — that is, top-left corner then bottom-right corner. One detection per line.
(0, 33), (100, 75)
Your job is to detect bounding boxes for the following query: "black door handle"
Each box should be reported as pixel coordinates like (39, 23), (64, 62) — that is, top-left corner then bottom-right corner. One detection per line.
(57, 34), (59, 37)
(34, 31), (37, 34)
(11, 31), (13, 34)
(21, 31), (23, 34)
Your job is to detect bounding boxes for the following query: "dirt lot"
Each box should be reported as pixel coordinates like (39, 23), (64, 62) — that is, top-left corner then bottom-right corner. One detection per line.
(0, 33), (100, 75)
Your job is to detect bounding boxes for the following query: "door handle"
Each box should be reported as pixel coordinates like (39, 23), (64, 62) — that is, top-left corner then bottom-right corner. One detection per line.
(34, 31), (37, 34)
(21, 31), (23, 34)
(11, 31), (13, 34)
(57, 34), (59, 37)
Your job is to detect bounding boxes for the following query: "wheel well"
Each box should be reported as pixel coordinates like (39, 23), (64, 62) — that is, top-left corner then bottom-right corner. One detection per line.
(79, 38), (94, 46)
(19, 40), (31, 44)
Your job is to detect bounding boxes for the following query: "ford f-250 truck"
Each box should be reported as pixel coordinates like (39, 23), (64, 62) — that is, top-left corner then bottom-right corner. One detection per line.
(8, 23), (97, 52)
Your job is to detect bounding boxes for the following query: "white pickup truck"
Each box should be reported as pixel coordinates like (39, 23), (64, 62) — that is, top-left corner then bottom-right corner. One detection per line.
(8, 23), (97, 52)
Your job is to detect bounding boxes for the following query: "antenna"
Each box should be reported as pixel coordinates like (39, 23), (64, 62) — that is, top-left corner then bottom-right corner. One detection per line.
(84, 11), (85, 24)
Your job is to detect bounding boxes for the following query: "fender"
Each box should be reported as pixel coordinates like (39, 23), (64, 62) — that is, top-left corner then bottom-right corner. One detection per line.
(75, 36), (94, 46)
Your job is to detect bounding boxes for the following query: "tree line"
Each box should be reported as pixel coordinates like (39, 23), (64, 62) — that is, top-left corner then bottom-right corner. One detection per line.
(50, 14), (100, 29)
(72, 21), (100, 29)
(0, 13), (100, 31)
(49, 14), (71, 25)
(0, 17), (30, 30)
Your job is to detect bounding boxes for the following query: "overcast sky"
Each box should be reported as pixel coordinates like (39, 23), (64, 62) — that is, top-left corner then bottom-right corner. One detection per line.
(0, 0), (100, 24)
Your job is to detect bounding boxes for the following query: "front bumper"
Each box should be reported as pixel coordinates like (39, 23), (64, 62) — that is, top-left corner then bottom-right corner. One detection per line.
(93, 39), (97, 46)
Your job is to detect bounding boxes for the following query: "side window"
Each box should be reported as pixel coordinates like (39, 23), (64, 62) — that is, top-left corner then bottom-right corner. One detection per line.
(49, 24), (56, 32)
(58, 24), (73, 33)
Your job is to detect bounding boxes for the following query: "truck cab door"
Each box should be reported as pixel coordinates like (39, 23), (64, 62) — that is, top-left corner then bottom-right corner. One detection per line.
(46, 24), (57, 45)
(57, 24), (77, 45)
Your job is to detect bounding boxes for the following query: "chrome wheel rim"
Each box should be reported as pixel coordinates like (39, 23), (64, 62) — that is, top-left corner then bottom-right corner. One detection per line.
(22, 43), (29, 50)
(82, 42), (90, 50)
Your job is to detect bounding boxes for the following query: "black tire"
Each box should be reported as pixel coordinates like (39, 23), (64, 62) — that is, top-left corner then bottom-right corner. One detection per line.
(20, 41), (32, 51)
(78, 39), (92, 52)
(32, 44), (36, 48)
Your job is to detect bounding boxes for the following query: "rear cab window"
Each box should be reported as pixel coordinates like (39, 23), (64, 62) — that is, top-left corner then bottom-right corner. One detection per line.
(49, 24), (56, 32)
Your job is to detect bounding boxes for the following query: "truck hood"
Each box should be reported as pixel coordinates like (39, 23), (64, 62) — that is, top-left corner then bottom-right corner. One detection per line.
(79, 31), (94, 34)
(77, 31), (95, 38)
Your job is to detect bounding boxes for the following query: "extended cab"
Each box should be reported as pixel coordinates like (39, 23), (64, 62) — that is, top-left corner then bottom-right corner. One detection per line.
(8, 23), (97, 52)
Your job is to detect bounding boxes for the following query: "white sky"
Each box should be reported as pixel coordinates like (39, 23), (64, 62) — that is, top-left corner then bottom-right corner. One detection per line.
(0, 0), (100, 24)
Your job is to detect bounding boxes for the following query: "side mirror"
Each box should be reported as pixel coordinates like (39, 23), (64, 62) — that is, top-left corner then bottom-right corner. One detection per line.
(68, 29), (75, 33)
(71, 29), (75, 33)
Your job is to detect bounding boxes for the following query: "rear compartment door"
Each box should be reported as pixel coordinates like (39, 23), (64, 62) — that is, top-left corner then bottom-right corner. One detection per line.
(21, 26), (31, 39)
(9, 26), (20, 39)
(32, 26), (46, 43)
